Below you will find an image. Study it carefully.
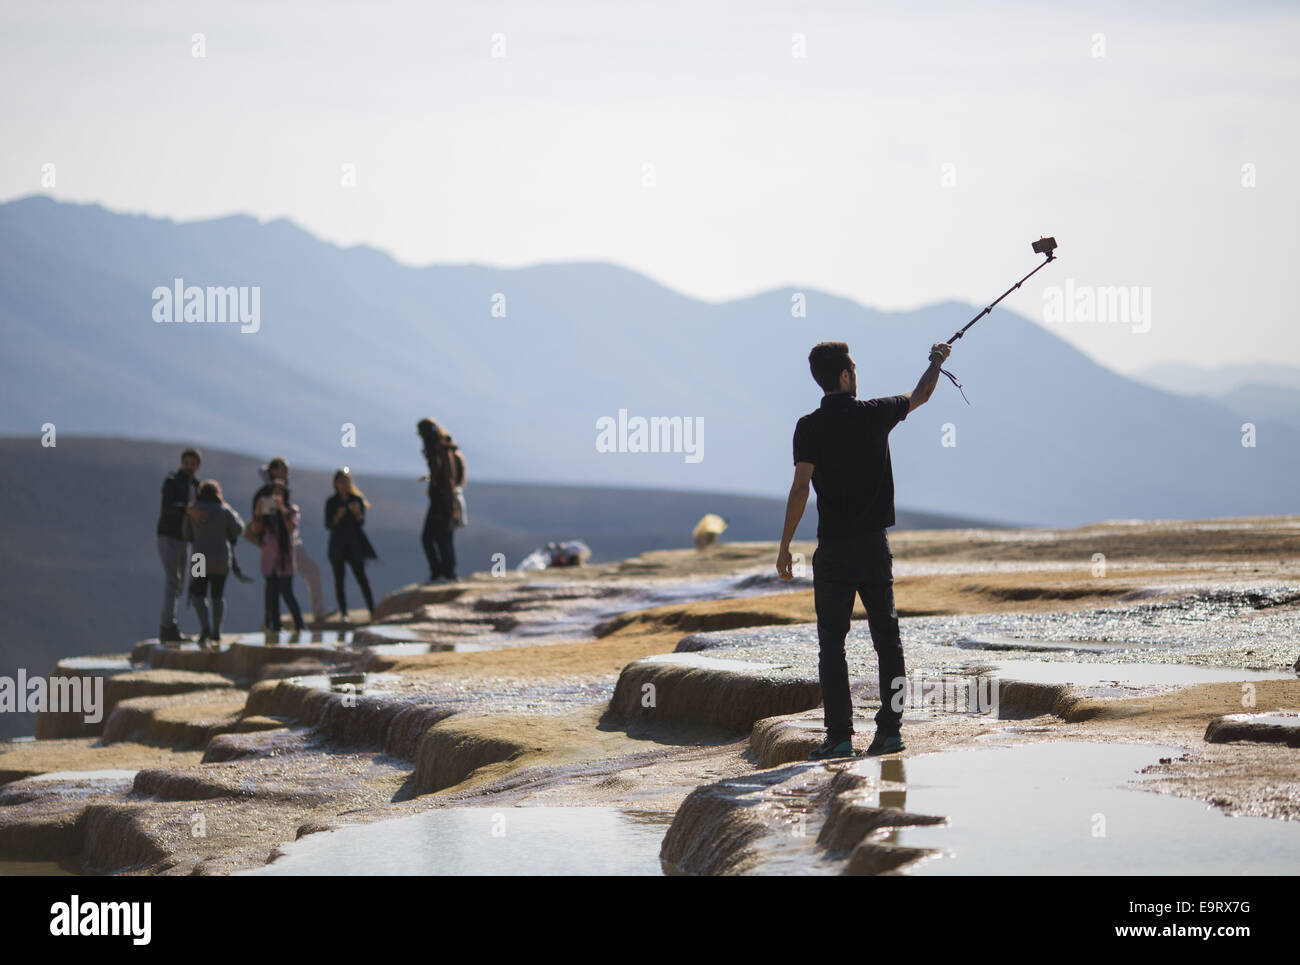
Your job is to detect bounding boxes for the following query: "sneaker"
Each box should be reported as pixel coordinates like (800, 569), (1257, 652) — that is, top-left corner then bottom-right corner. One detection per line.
(808, 736), (855, 760)
(864, 733), (905, 756)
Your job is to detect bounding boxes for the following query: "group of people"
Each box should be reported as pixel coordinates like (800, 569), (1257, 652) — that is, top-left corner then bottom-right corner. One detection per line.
(154, 419), (466, 645)
(152, 333), (952, 761)
(156, 451), (382, 644)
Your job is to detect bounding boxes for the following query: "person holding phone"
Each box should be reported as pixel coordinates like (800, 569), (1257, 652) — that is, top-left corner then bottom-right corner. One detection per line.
(325, 468), (377, 621)
(255, 479), (305, 635)
(252, 457), (326, 624)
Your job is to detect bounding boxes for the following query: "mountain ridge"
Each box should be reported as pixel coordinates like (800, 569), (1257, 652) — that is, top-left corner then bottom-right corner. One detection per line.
(3, 194), (1297, 526)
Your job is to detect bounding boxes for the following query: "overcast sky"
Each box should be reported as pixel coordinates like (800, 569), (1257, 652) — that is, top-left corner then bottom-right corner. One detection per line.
(2, 0), (1295, 376)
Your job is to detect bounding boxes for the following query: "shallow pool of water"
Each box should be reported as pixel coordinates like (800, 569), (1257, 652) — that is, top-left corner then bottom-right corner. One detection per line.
(24, 769), (138, 783)
(287, 672), (405, 697)
(974, 660), (1293, 688)
(641, 652), (795, 674)
(848, 742), (1300, 875)
(243, 807), (672, 876)
(56, 656), (134, 672)
(232, 630), (354, 646)
(0, 858), (80, 876)
(1218, 711), (1300, 729)
(954, 637), (1126, 654)
(359, 629), (486, 654)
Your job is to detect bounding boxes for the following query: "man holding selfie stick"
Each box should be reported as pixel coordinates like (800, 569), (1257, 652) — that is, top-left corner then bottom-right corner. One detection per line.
(775, 237), (1058, 760)
(776, 340), (951, 760)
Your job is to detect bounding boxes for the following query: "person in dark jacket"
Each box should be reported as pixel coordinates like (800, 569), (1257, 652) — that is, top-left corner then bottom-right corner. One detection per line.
(417, 418), (466, 583)
(155, 447), (202, 642)
(181, 480), (244, 646)
(325, 468), (377, 621)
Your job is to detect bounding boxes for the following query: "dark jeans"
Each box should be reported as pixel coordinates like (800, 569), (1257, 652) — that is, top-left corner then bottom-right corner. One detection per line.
(188, 572), (228, 637)
(264, 574), (305, 631)
(812, 530), (906, 740)
(189, 572), (228, 601)
(330, 551), (375, 615)
(421, 506), (456, 580)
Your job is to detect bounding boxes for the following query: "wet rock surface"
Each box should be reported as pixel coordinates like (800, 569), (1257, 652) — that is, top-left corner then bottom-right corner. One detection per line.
(2, 522), (1298, 874)
(609, 653), (822, 732)
(1205, 710), (1300, 747)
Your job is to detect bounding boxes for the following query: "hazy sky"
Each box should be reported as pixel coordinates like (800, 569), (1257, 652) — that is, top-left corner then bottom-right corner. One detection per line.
(2, 0), (1296, 376)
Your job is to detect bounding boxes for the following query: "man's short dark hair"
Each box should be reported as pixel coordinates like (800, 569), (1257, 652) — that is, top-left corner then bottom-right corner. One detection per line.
(809, 342), (851, 393)
(181, 447), (202, 464)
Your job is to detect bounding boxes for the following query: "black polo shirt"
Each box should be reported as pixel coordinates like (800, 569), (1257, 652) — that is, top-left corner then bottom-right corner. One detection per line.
(792, 392), (910, 538)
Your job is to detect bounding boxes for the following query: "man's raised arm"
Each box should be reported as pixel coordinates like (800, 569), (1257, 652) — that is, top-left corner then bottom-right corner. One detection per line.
(902, 342), (953, 412)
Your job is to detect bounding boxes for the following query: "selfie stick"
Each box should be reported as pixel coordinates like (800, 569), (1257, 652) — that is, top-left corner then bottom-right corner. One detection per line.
(934, 236), (1059, 403)
(948, 237), (1058, 345)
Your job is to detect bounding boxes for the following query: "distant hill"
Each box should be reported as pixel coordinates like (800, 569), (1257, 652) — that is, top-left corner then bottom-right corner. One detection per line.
(1213, 383), (1300, 437)
(0, 436), (993, 738)
(1133, 363), (1300, 435)
(1134, 362), (1300, 396)
(3, 195), (1299, 528)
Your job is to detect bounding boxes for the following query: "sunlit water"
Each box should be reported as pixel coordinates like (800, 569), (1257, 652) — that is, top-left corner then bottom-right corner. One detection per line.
(1225, 712), (1299, 728)
(979, 660), (1293, 686)
(231, 630), (354, 646)
(243, 807), (673, 876)
(850, 742), (1300, 875)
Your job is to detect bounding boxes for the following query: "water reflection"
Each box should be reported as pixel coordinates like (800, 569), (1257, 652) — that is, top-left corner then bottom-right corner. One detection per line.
(244, 807), (673, 876)
(860, 742), (1300, 875)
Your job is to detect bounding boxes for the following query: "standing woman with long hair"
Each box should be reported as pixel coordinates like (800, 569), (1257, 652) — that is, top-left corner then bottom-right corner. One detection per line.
(252, 457), (326, 625)
(416, 418), (466, 583)
(254, 479), (305, 634)
(325, 468), (377, 621)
